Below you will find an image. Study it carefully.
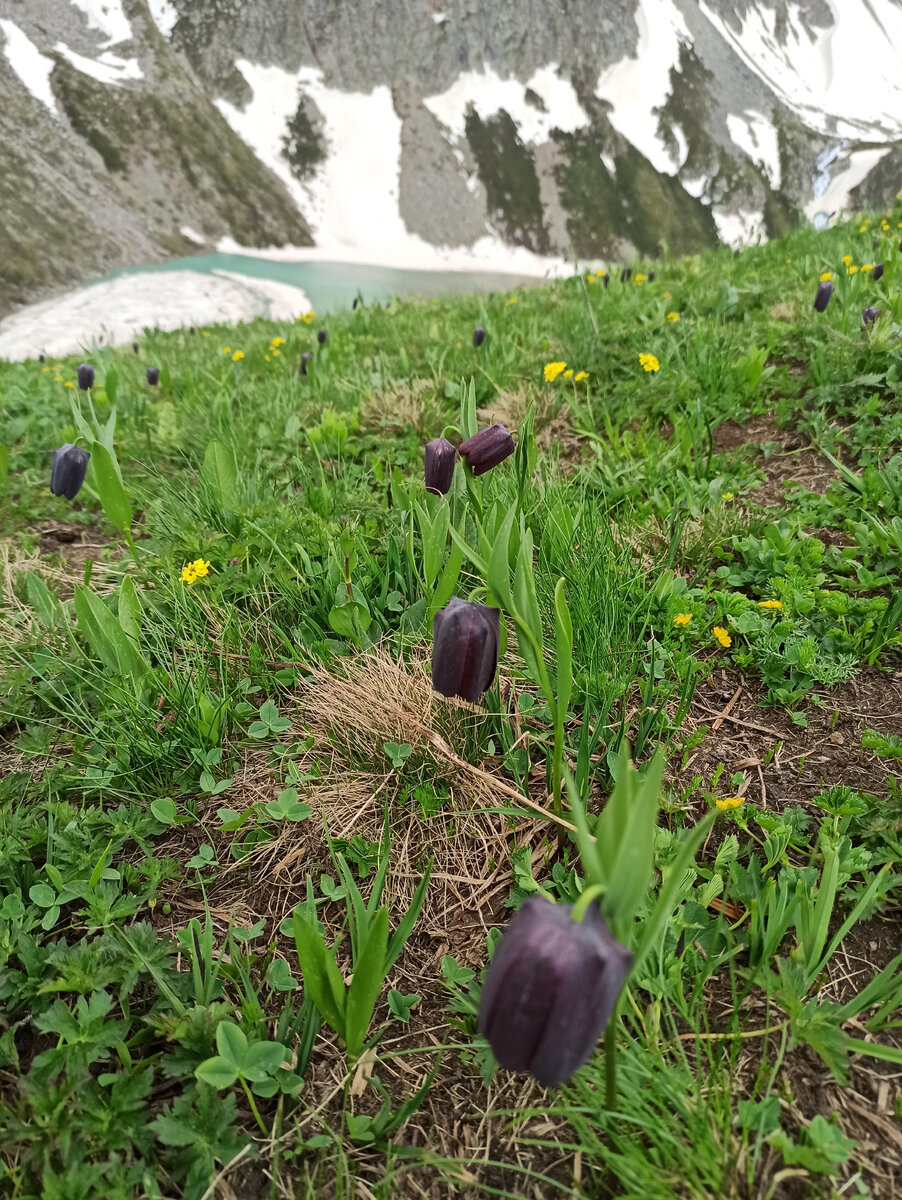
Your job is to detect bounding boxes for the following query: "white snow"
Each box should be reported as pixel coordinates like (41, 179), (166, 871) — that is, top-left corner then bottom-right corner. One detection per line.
(670, 124), (688, 171)
(432, 12), (447, 25)
(594, 0), (690, 174)
(54, 42), (142, 84)
(804, 145), (891, 223)
(0, 270), (312, 361)
(699, 0), (902, 141)
(726, 111), (781, 188)
(424, 63), (588, 144)
(146, 0), (179, 38)
(180, 225), (207, 244)
(0, 19), (58, 115)
(69, 0), (133, 47)
(713, 207), (765, 247)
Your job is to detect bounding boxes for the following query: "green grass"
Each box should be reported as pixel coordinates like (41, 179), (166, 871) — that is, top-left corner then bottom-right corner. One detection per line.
(1, 211), (901, 1199)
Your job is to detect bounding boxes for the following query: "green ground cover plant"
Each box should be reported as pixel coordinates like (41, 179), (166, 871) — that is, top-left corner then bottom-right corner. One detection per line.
(0, 210), (901, 1198)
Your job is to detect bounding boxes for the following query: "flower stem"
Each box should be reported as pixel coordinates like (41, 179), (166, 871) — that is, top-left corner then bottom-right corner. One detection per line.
(604, 1016), (618, 1111)
(239, 1075), (268, 1136)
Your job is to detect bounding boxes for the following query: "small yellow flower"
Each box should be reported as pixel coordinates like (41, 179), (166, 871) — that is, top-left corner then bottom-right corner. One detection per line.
(222, 346), (231, 355)
(859, 223), (869, 233)
(848, 264), (859, 274)
(819, 271), (833, 282)
(663, 291), (671, 299)
(180, 566), (197, 585)
(232, 350), (244, 362)
(673, 613), (692, 627)
(544, 361), (567, 382)
(881, 220), (890, 231)
(758, 599), (782, 610)
(716, 796), (744, 811)
(861, 263), (874, 273)
(639, 353), (660, 373)
(64, 381), (75, 388)
(41, 366), (50, 373)
(587, 273), (596, 282)
(713, 626), (732, 648)
(192, 559), (211, 578)
(505, 297), (518, 306)
(785, 257), (791, 263)
(264, 354), (271, 362)
(272, 348), (280, 357)
(564, 368), (574, 379)
(271, 337), (286, 347)
(456, 341), (462, 348)
(202, 331), (211, 337)
(574, 371), (589, 382)
(666, 311), (680, 322)
(54, 375), (64, 383)
(634, 273), (648, 285)
(842, 254), (853, 266)
(298, 311), (316, 324)
(722, 491), (735, 502)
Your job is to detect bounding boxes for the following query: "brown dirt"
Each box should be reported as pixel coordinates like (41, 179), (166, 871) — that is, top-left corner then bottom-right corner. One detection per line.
(711, 413), (837, 508)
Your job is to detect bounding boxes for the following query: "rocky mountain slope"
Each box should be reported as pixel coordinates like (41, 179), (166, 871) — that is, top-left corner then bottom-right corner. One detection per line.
(1, 0), (901, 317)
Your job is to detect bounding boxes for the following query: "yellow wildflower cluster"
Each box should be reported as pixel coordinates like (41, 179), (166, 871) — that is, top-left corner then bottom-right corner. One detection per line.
(848, 264), (859, 275)
(713, 626), (732, 648)
(298, 311), (316, 324)
(544, 361), (568, 382)
(716, 796), (744, 812)
(180, 559), (211, 585)
(505, 297), (518, 306)
(842, 255), (853, 266)
(639, 353), (660, 373)
(673, 613), (692, 627)
(861, 263), (874, 273)
(758, 598), (782, 610)
(232, 350), (244, 362)
(634, 273), (648, 285)
(222, 346), (231, 355)
(722, 491), (735, 502)
(819, 271), (833, 282)
(666, 311), (680, 322)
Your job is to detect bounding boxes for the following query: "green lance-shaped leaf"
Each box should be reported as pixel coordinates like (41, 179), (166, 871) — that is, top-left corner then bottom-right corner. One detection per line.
(90, 441), (132, 536)
(292, 909), (347, 1040)
(553, 577), (573, 722)
(118, 575), (142, 643)
(74, 584), (150, 682)
(201, 438), (238, 509)
(345, 906), (390, 1059)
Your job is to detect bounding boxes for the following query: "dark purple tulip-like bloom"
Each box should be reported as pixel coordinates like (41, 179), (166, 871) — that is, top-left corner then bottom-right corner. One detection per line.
(862, 307), (882, 325)
(352, 297), (359, 310)
(479, 895), (632, 1087)
(813, 281), (834, 312)
(873, 262), (884, 281)
(299, 352), (313, 376)
(50, 443), (91, 501)
(77, 363), (95, 390)
(189, 325), (196, 335)
(458, 424), (515, 476)
(132, 342), (140, 355)
(146, 366), (160, 386)
(39, 354), (45, 363)
(620, 267), (631, 283)
(317, 329), (327, 345)
(432, 597), (500, 702)
(424, 437), (457, 495)
(648, 270), (656, 282)
(602, 272), (610, 288)
(473, 325), (486, 347)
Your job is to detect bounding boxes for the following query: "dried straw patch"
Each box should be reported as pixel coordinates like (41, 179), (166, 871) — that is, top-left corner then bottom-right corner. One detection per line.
(360, 377), (441, 438)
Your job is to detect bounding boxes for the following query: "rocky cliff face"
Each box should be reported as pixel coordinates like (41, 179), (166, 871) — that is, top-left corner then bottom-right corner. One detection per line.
(1, 0), (901, 317)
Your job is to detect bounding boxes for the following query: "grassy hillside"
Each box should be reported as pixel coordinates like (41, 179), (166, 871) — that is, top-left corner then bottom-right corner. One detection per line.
(1, 212), (901, 1199)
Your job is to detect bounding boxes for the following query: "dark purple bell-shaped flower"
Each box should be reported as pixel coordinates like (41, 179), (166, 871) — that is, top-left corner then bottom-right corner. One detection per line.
(39, 354), (45, 363)
(620, 267), (631, 283)
(189, 326), (196, 335)
(648, 270), (656, 282)
(424, 437), (457, 495)
(132, 342), (140, 355)
(146, 366), (160, 386)
(862, 306), (882, 325)
(352, 297), (359, 310)
(299, 352), (313, 376)
(813, 281), (834, 312)
(602, 272), (610, 288)
(432, 597), (500, 702)
(473, 325), (486, 347)
(458, 424), (515, 476)
(873, 262), (884, 282)
(77, 363), (95, 390)
(478, 895), (632, 1088)
(317, 329), (327, 345)
(50, 443), (91, 501)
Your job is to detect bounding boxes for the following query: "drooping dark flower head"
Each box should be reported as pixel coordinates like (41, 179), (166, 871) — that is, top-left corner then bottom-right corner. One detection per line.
(873, 262), (884, 281)
(620, 267), (631, 283)
(648, 270), (656, 282)
(299, 352), (314, 376)
(862, 306), (882, 325)
(189, 325), (196, 335)
(317, 329), (327, 345)
(132, 341), (140, 355)
(77, 363), (95, 390)
(458, 424), (515, 476)
(39, 354), (45, 363)
(813, 281), (834, 312)
(424, 437), (457, 495)
(146, 366), (160, 386)
(473, 325), (486, 347)
(602, 272), (610, 288)
(50, 443), (91, 501)
(352, 297), (359, 310)
(478, 895), (632, 1088)
(432, 597), (500, 703)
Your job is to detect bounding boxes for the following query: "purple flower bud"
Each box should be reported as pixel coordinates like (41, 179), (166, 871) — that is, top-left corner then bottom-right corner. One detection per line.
(300, 352), (313, 376)
(813, 281), (834, 312)
(77, 363), (95, 390)
(39, 354), (45, 363)
(146, 367), (160, 386)
(424, 437), (457, 495)
(458, 423), (515, 476)
(317, 329), (327, 345)
(620, 267), (631, 283)
(189, 326), (196, 336)
(602, 272), (610, 288)
(478, 895), (632, 1087)
(352, 297), (359, 310)
(50, 443), (91, 501)
(862, 306), (882, 324)
(648, 270), (656, 282)
(473, 325), (486, 347)
(873, 262), (884, 281)
(432, 597), (500, 702)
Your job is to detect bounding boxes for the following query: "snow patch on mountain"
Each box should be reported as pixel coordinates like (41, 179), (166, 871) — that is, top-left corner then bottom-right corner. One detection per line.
(69, 0), (133, 47)
(726, 112), (781, 188)
(595, 0), (690, 173)
(423, 63), (587, 143)
(146, 0), (179, 38)
(713, 207), (764, 247)
(699, 0), (902, 141)
(804, 145), (893, 223)
(55, 42), (143, 84)
(0, 19), (58, 114)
